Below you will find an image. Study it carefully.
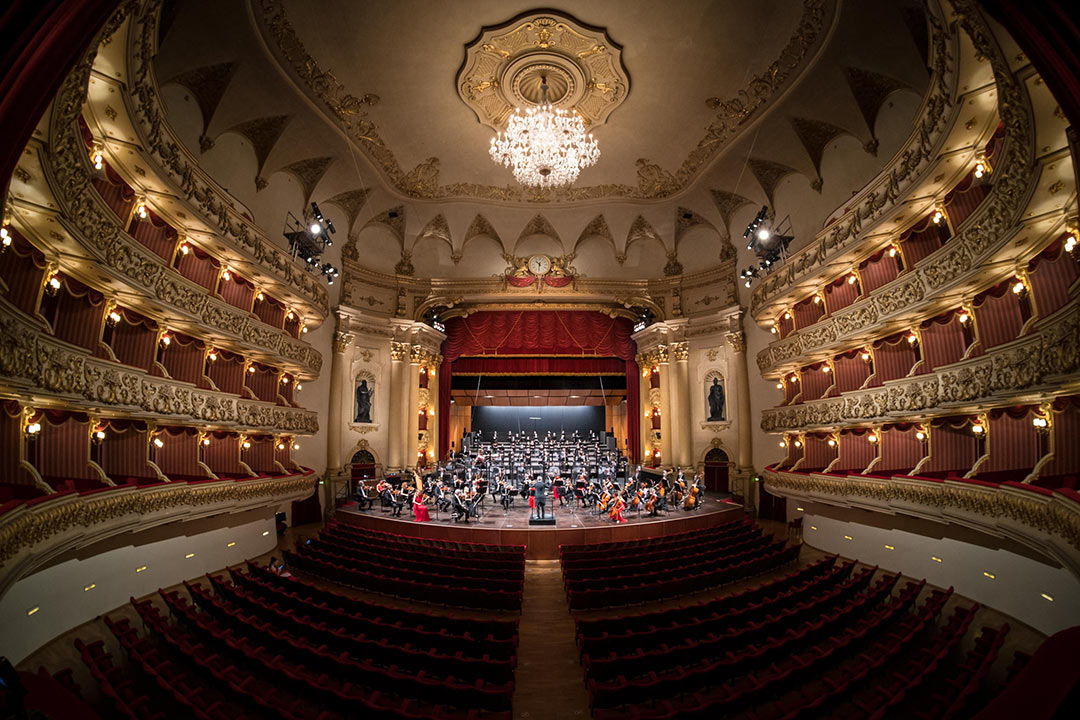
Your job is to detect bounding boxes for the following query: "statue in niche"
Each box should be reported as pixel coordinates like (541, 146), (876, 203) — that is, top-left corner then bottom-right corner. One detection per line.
(355, 379), (373, 423)
(706, 377), (726, 422)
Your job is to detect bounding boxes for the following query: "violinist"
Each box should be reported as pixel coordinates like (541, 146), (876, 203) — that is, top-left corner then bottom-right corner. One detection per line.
(387, 484), (405, 517)
(412, 490), (431, 522)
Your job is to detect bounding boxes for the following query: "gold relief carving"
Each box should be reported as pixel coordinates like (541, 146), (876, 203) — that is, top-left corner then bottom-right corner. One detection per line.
(332, 331), (354, 354)
(725, 331), (746, 354)
(663, 252), (684, 277)
(654, 344), (670, 364)
(395, 251), (415, 276)
(359, 349), (373, 363)
(671, 342), (689, 362)
(12, 166), (32, 183)
(706, 348), (719, 362)
(389, 342), (409, 361)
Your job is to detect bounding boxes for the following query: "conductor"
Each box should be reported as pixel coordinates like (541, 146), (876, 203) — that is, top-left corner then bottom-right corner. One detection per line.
(532, 474), (550, 519)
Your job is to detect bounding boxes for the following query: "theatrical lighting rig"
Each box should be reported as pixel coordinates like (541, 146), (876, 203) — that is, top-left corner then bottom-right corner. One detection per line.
(632, 306), (656, 333)
(422, 306), (447, 333)
(283, 202), (338, 285)
(740, 205), (794, 288)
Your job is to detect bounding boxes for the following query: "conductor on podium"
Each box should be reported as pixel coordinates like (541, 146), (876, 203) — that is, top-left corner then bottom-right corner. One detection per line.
(532, 474), (550, 519)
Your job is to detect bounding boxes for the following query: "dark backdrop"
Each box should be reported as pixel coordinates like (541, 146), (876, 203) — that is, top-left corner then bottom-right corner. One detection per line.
(471, 406), (605, 435)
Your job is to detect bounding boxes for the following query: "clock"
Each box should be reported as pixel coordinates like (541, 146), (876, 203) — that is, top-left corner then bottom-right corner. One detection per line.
(528, 254), (552, 276)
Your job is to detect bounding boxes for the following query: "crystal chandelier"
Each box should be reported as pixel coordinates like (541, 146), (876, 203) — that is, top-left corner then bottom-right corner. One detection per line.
(489, 77), (599, 189)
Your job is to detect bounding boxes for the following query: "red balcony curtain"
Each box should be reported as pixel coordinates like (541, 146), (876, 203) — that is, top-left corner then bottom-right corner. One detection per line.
(206, 348), (244, 395)
(0, 402), (31, 493)
(107, 306), (158, 371)
(284, 313), (302, 338)
(203, 431), (245, 477)
(944, 170), (992, 228)
(985, 122), (1006, 163)
(127, 210), (178, 262)
(159, 331), (206, 386)
(279, 374), (295, 406)
(174, 243), (220, 291)
(824, 274), (860, 312)
(920, 417), (981, 478)
(781, 376), (801, 406)
(47, 274), (105, 352)
(800, 432), (836, 472)
(253, 293), (286, 328)
(1040, 396), (1080, 487)
(919, 309), (969, 370)
(871, 332), (918, 384)
(242, 435), (276, 474)
(28, 410), (96, 485)
(976, 406), (1041, 483)
(833, 349), (870, 393)
(777, 313), (795, 338)
(90, 162), (136, 221)
(835, 428), (876, 473)
(799, 361), (833, 401)
(858, 248), (902, 295)
(779, 440), (803, 471)
(0, 227), (48, 315)
(218, 271), (255, 310)
(154, 426), (203, 480)
(98, 419), (155, 483)
(274, 438), (295, 471)
(877, 423), (925, 477)
(899, 214), (950, 267)
(792, 295), (825, 329)
(973, 280), (1025, 349)
(1027, 239), (1080, 318)
(244, 361), (279, 402)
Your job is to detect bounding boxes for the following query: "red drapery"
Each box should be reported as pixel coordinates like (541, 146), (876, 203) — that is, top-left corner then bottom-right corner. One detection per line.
(900, 215), (950, 267)
(1028, 238), (1080, 318)
(127, 210), (178, 262)
(919, 309), (970, 370)
(833, 350), (871, 393)
(823, 274), (860, 314)
(451, 356), (626, 376)
(973, 279), (1025, 349)
(438, 311), (639, 462)
(91, 162), (136, 221)
(174, 243), (221, 291)
(0, 227), (48, 316)
(207, 348), (245, 395)
(791, 295), (825, 330)
(858, 249), (902, 295)
(835, 429), (877, 473)
(254, 293), (286, 328)
(154, 426), (204, 480)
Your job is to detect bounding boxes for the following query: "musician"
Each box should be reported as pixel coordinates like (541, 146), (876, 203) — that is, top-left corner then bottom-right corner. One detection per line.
(386, 485), (405, 517)
(533, 474), (550, 519)
(355, 481), (374, 511)
(609, 492), (628, 523)
(412, 491), (430, 522)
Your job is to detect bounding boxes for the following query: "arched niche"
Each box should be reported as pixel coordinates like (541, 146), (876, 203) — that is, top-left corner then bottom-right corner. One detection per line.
(352, 224), (402, 274)
(411, 234), (455, 277)
(351, 368), (377, 426)
(677, 225), (727, 275)
(573, 233), (622, 276)
(622, 236), (668, 278)
(515, 234), (564, 258)
(703, 368), (729, 425)
(457, 234), (512, 276)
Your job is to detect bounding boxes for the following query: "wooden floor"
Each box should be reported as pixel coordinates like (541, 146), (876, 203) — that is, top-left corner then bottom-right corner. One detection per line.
(17, 517), (1051, 719)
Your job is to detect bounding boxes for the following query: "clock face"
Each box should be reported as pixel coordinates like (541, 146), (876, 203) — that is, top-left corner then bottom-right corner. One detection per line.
(528, 254), (552, 276)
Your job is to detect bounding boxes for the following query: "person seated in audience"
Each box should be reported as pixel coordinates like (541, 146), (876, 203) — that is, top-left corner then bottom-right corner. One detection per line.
(267, 556), (291, 578)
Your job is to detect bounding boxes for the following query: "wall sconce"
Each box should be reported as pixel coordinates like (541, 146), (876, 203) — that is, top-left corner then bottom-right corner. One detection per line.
(868, 433), (879, 444)
(208, 349), (218, 361)
(847, 273), (858, 285)
(256, 291), (265, 301)
(419, 366), (427, 374)
(932, 207), (944, 224)
(888, 245), (898, 258)
(776, 382), (784, 389)
(178, 242), (190, 256)
(1065, 233), (1077, 253)
(293, 443), (300, 450)
(427, 449), (435, 458)
(860, 350), (871, 362)
(242, 440), (252, 449)
(779, 440), (787, 448)
(958, 310), (970, 324)
(247, 365), (256, 373)
(770, 326), (777, 334)
(106, 307), (122, 326)
(1032, 416), (1050, 432)
(286, 310), (295, 320)
(974, 154), (991, 179)
(1011, 280), (1026, 295)
(159, 333), (172, 347)
(152, 437), (164, 448)
(45, 274), (61, 295)
(202, 437), (211, 446)
(906, 332), (918, 345)
(783, 311), (791, 320)
(427, 408), (434, 416)
(92, 428), (106, 443)
(0, 225), (10, 249)
(971, 423), (985, 435)
(790, 374), (799, 383)
(812, 294), (821, 304)
(277, 442), (285, 450)
(90, 144), (104, 170)
(301, 324), (308, 333)
(827, 438), (837, 447)
(135, 199), (148, 220)
(915, 430), (927, 441)
(821, 364), (831, 373)
(793, 439), (803, 448)
(280, 375), (289, 384)
(295, 383), (302, 391)
(221, 268), (232, 282)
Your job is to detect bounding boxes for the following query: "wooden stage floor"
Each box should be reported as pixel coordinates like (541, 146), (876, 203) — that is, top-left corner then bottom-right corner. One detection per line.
(337, 494), (744, 559)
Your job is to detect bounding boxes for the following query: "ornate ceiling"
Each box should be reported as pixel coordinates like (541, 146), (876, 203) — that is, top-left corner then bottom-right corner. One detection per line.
(151, 0), (933, 279)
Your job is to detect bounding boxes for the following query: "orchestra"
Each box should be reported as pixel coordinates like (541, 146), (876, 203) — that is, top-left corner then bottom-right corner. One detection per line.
(354, 430), (708, 525)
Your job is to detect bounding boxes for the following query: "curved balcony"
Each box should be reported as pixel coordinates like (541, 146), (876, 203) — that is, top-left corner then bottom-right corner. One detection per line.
(762, 464), (1080, 578)
(0, 300), (319, 434)
(749, 0), (981, 319)
(0, 469), (316, 596)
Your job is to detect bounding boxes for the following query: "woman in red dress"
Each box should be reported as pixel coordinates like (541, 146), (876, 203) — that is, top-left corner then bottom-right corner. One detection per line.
(609, 494), (628, 524)
(413, 492), (431, 522)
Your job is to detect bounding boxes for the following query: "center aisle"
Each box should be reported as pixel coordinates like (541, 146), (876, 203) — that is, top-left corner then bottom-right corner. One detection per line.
(513, 560), (590, 720)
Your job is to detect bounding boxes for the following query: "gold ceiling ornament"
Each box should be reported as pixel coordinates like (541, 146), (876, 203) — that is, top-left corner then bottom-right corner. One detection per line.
(458, 11), (629, 132)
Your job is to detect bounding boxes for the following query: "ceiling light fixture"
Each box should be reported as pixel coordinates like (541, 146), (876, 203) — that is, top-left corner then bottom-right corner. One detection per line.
(489, 75), (599, 188)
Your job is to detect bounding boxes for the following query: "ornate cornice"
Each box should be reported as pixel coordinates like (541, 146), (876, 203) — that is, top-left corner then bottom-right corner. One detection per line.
(749, 2), (962, 317)
(0, 308), (319, 434)
(115, 1), (329, 315)
(755, 0), (1038, 377)
(254, 0), (832, 204)
(760, 302), (1080, 433)
(763, 466), (1080, 578)
(0, 470), (317, 596)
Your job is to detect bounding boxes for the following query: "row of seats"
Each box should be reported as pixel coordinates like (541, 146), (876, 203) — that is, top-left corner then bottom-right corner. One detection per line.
(283, 548), (523, 611)
(326, 521), (527, 555)
(559, 519), (752, 561)
(566, 541), (799, 610)
(160, 585), (514, 712)
(320, 524), (525, 572)
(235, 563), (517, 655)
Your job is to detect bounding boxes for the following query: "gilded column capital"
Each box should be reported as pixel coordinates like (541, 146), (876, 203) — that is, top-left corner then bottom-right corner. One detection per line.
(655, 344), (670, 364)
(390, 341), (409, 361)
(332, 331), (355, 355)
(725, 331), (746, 354)
(409, 345), (427, 364)
(671, 342), (689, 361)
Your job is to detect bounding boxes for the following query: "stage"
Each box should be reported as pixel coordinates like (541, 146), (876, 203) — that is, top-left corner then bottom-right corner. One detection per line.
(336, 495), (744, 560)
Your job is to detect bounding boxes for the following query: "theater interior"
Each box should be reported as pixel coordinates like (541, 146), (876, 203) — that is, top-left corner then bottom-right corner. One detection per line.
(1, 0), (1079, 717)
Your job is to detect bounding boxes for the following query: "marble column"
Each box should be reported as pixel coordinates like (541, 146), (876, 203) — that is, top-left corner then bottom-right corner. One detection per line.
(325, 331), (353, 475)
(387, 341), (408, 471)
(672, 342), (693, 467)
(658, 345), (673, 468)
(727, 330), (754, 473)
(426, 357), (440, 465)
(637, 354), (650, 463)
(406, 348), (421, 470)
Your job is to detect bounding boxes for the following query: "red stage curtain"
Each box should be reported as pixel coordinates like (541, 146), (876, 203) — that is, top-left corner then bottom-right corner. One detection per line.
(253, 293), (286, 328)
(1028, 239), (1080, 318)
(451, 356), (626, 376)
(438, 311), (639, 462)
(218, 271), (254, 311)
(919, 309), (969, 370)
(833, 350), (870, 393)
(173, 243), (220, 291)
(835, 429), (877, 473)
(973, 280), (1025, 349)
(858, 249), (902, 295)
(90, 162), (136, 221)
(823, 275), (860, 313)
(877, 424), (925, 476)
(799, 433), (836, 472)
(0, 227), (48, 316)
(792, 295), (825, 329)
(127, 210), (178, 262)
(106, 306), (158, 371)
(799, 362), (834, 401)
(207, 348), (245, 395)
(155, 426), (203, 480)
(944, 170), (992, 228)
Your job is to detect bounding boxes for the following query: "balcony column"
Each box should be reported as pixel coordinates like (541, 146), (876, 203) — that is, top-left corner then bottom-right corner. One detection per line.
(658, 345), (673, 468)
(672, 342), (693, 467)
(325, 330), (353, 475)
(727, 329), (754, 474)
(636, 353), (652, 464)
(407, 347), (422, 471)
(387, 341), (409, 471)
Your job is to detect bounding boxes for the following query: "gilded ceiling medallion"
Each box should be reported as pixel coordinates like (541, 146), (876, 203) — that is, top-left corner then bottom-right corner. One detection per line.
(457, 11), (629, 131)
